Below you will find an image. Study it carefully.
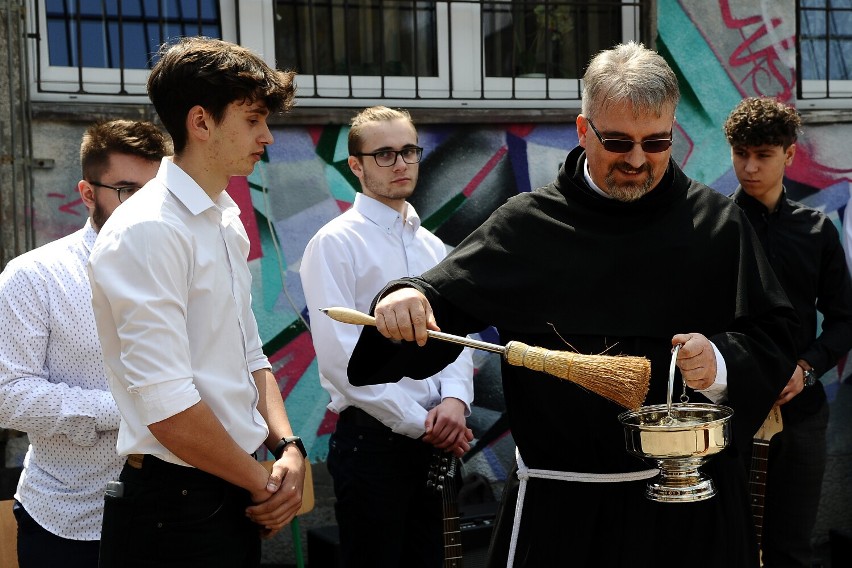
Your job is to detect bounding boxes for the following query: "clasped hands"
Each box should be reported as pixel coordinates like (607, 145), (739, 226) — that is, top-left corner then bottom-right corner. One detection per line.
(246, 451), (305, 539)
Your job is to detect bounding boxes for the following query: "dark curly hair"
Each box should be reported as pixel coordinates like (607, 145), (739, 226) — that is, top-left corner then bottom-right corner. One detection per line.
(147, 37), (297, 153)
(723, 97), (801, 149)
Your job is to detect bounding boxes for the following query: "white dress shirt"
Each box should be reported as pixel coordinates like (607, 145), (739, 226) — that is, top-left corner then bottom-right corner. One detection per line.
(300, 193), (474, 439)
(88, 158), (270, 465)
(0, 220), (123, 541)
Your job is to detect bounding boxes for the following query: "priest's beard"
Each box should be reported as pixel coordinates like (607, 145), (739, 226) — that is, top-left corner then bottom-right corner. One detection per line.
(604, 162), (655, 202)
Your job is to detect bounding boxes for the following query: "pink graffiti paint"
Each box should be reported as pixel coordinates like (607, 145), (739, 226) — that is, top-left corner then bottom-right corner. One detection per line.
(718, 0), (796, 100)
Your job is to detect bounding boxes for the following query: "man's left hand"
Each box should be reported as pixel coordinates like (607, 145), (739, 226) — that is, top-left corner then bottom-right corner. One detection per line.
(672, 333), (717, 391)
(776, 365), (806, 405)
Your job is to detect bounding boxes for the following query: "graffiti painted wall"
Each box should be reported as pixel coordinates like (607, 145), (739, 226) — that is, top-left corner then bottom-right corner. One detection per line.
(237, 122), (579, 480)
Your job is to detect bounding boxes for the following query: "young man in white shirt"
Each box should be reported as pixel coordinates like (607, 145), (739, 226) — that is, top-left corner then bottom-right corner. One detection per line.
(88, 37), (305, 567)
(300, 106), (474, 568)
(0, 119), (170, 567)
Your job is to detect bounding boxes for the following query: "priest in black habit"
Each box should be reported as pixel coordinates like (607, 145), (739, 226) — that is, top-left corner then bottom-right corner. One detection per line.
(347, 42), (798, 568)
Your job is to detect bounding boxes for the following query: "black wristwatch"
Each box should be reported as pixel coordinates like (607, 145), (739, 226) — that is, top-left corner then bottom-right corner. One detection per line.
(273, 436), (306, 460)
(801, 367), (816, 388)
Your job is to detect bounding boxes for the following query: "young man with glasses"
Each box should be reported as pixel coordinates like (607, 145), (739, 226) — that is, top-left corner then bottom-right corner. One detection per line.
(347, 44), (798, 567)
(300, 106), (474, 568)
(725, 97), (852, 567)
(0, 119), (170, 567)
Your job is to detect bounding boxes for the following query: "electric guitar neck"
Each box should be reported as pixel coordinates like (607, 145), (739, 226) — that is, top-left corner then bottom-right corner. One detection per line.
(749, 404), (783, 564)
(428, 451), (464, 568)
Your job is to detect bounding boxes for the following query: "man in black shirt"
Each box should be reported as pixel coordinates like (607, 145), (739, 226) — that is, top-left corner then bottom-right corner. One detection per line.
(725, 96), (852, 568)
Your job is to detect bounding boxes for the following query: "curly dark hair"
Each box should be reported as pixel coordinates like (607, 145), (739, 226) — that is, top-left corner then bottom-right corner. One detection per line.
(147, 36), (297, 153)
(723, 97), (801, 149)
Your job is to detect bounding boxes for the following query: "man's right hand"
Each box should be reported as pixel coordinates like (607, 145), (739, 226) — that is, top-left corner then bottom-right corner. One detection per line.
(374, 287), (438, 346)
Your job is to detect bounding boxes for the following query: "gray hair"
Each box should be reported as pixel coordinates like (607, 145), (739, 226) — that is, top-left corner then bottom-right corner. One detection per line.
(581, 42), (679, 119)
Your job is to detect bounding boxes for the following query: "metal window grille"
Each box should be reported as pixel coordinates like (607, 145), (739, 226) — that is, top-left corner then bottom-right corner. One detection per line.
(273, 0), (646, 104)
(30, 0), (222, 96)
(797, 0), (852, 100)
(28, 0), (648, 104)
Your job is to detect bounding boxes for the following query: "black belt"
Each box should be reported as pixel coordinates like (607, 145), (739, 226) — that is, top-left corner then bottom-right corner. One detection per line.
(125, 453), (257, 484)
(338, 406), (392, 431)
(123, 454), (226, 487)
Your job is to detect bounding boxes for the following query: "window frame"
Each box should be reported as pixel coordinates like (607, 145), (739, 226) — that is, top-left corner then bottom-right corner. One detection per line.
(28, 0), (644, 108)
(796, 0), (852, 109)
(28, 0), (238, 102)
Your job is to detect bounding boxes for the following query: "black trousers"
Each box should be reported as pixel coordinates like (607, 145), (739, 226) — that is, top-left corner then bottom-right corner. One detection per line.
(762, 401), (830, 568)
(13, 501), (100, 568)
(98, 455), (261, 568)
(328, 408), (443, 568)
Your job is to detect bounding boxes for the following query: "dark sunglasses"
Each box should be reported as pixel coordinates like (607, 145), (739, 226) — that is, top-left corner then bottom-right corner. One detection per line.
(587, 119), (673, 154)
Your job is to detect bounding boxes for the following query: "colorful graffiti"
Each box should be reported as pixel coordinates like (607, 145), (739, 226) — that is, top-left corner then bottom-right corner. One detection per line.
(240, 123), (579, 473)
(663, 0), (851, 194)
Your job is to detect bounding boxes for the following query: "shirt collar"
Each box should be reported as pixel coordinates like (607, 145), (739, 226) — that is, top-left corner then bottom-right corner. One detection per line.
(82, 218), (98, 253)
(353, 193), (421, 232)
(583, 159), (614, 199)
(732, 185), (789, 216)
(157, 157), (240, 217)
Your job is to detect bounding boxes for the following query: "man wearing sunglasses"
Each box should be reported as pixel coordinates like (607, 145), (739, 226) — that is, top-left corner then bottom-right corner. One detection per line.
(0, 120), (170, 567)
(347, 43), (798, 567)
(300, 106), (474, 567)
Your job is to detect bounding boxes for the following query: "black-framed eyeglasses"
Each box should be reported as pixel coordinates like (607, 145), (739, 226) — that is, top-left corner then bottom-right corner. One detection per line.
(88, 181), (142, 203)
(586, 119), (673, 154)
(355, 146), (423, 167)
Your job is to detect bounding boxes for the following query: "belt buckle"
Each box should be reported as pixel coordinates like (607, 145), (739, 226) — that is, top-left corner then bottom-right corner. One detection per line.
(127, 454), (144, 469)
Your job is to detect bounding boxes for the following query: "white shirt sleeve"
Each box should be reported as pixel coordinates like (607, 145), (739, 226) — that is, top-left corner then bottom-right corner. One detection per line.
(695, 342), (728, 403)
(0, 258), (120, 446)
(89, 221), (202, 426)
(301, 231), (435, 438)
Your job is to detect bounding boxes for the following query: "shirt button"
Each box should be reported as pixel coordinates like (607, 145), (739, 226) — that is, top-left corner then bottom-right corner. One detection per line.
(181, 489), (188, 496)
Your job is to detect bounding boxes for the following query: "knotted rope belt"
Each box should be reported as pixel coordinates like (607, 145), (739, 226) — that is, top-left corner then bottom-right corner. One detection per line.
(506, 448), (659, 568)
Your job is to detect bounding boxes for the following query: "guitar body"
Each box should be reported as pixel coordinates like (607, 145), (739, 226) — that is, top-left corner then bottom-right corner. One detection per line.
(749, 405), (783, 566)
(428, 451), (464, 568)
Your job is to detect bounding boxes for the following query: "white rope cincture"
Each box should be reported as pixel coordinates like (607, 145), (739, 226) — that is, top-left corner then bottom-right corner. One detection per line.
(506, 447), (659, 568)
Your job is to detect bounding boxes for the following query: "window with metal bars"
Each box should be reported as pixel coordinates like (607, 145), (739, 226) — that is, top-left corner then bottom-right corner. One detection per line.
(27, 0), (643, 107)
(271, 0), (642, 106)
(798, 0), (852, 101)
(30, 0), (223, 99)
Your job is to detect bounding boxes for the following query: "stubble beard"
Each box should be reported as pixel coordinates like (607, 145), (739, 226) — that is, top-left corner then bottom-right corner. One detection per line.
(91, 200), (107, 232)
(363, 170), (416, 203)
(604, 163), (656, 202)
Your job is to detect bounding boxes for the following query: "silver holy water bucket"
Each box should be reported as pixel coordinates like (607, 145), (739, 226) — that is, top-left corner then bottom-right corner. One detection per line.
(617, 345), (733, 503)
